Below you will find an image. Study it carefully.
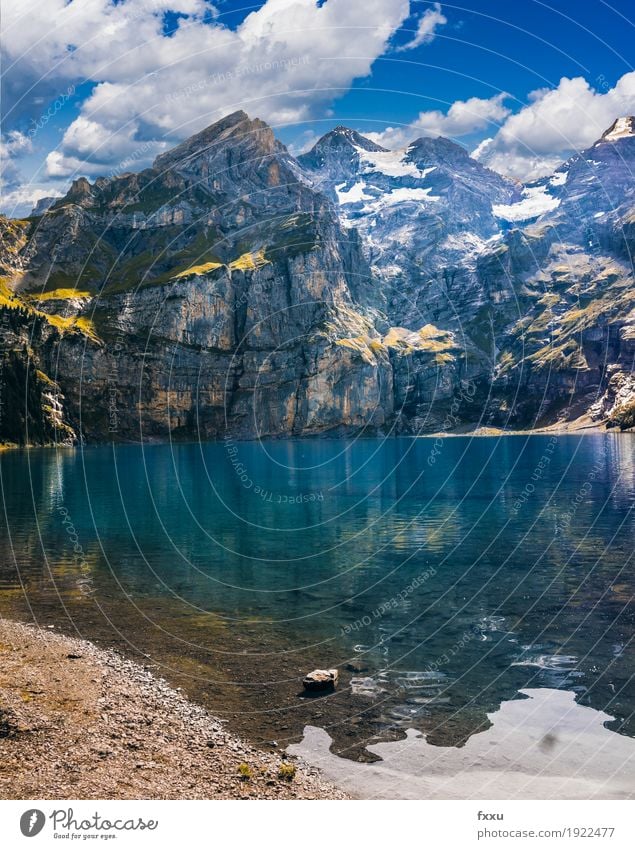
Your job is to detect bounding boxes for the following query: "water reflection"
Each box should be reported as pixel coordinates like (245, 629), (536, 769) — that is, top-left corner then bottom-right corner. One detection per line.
(0, 434), (634, 749)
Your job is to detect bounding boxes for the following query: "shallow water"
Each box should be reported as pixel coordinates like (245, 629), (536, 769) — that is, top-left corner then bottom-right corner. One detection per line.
(288, 688), (635, 799)
(1, 434), (634, 754)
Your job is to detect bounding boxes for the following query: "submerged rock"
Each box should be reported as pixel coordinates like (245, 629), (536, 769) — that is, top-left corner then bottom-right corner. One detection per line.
(349, 677), (385, 698)
(345, 660), (368, 674)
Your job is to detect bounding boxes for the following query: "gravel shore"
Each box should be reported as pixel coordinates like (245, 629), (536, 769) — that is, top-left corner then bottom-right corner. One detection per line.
(0, 619), (347, 800)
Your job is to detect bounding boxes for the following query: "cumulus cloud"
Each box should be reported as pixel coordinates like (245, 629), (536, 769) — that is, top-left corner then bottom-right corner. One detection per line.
(473, 72), (635, 179)
(394, 1), (446, 52)
(366, 93), (511, 148)
(366, 72), (635, 180)
(287, 128), (321, 156)
(0, 130), (32, 160)
(0, 0), (412, 188)
(0, 185), (62, 217)
(0, 130), (34, 200)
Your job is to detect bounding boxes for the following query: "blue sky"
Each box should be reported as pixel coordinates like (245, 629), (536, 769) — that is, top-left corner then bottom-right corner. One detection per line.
(2, 0), (634, 215)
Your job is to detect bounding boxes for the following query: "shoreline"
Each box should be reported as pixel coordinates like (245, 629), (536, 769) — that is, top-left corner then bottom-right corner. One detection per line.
(0, 618), (347, 800)
(0, 421), (631, 452)
(2, 621), (634, 802)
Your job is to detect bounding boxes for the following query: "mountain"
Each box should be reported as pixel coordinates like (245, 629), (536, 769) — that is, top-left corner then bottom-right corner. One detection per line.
(29, 196), (58, 217)
(476, 116), (635, 428)
(298, 128), (520, 429)
(299, 128), (517, 328)
(0, 112), (634, 444)
(299, 120), (635, 431)
(0, 111), (392, 443)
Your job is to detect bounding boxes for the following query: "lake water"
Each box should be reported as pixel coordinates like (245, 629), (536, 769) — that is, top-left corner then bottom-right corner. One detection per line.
(1, 434), (634, 759)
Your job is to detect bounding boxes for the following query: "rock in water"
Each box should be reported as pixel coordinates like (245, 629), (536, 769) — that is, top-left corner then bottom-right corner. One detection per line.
(303, 669), (339, 692)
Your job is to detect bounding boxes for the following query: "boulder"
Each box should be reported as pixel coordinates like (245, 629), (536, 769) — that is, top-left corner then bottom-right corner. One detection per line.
(302, 668), (339, 692)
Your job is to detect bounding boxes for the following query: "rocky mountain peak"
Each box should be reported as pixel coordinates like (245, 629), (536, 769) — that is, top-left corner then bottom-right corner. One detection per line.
(68, 176), (93, 196)
(599, 116), (635, 143)
(60, 176), (95, 208)
(318, 126), (386, 152)
(405, 135), (475, 168)
(298, 126), (387, 176)
(29, 196), (58, 217)
(153, 110), (278, 173)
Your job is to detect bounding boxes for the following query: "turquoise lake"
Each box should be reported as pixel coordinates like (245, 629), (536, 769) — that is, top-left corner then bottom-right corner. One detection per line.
(1, 434), (634, 754)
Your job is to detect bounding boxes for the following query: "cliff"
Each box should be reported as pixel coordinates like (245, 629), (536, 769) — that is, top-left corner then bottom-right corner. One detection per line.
(1, 111), (634, 444)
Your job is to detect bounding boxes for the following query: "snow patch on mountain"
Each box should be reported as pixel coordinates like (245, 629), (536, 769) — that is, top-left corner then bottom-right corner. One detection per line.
(601, 116), (635, 142)
(441, 232), (501, 256)
(549, 170), (568, 187)
(493, 185), (560, 222)
(335, 181), (373, 204)
(363, 186), (440, 210)
(358, 148), (436, 179)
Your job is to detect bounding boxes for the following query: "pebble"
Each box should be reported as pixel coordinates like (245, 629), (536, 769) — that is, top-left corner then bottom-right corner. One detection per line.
(0, 620), (348, 801)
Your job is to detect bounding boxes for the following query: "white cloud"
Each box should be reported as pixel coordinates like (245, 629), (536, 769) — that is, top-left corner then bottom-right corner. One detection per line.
(470, 136), (493, 160)
(0, 131), (62, 216)
(0, 130), (32, 159)
(395, 2), (446, 52)
(413, 92), (511, 136)
(0, 0), (412, 190)
(367, 93), (511, 148)
(0, 185), (62, 218)
(45, 117), (169, 178)
(474, 72), (635, 179)
(0, 130), (33, 197)
(367, 71), (635, 180)
(287, 128), (321, 156)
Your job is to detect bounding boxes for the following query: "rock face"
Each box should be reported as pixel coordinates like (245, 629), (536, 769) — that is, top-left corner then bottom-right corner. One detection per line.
(29, 196), (58, 217)
(299, 127), (517, 334)
(0, 111), (634, 444)
(474, 120), (635, 428)
(1, 112), (392, 442)
(299, 127), (519, 430)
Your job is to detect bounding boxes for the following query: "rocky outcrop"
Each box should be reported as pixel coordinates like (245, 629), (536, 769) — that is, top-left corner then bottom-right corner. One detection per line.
(0, 112), (634, 444)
